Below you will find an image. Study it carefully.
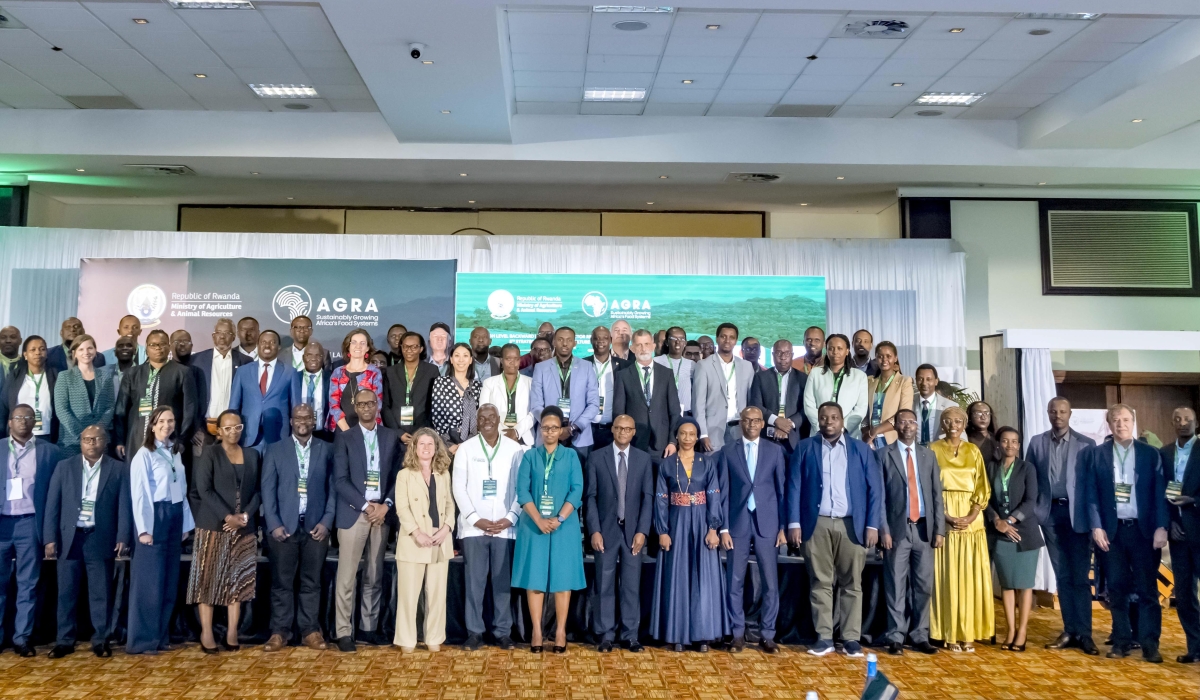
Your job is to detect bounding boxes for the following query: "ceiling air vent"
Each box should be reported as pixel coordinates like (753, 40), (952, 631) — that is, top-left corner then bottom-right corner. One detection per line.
(65, 96), (140, 110)
(769, 104), (837, 118)
(841, 20), (909, 38)
(123, 164), (196, 176)
(726, 173), (780, 183)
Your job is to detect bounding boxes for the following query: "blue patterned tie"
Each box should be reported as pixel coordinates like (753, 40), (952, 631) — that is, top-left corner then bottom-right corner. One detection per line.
(746, 440), (757, 512)
(642, 366), (652, 407)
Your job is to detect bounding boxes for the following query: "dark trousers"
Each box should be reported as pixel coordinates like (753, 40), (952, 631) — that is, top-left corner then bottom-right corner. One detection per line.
(462, 536), (514, 638)
(127, 501), (183, 654)
(1043, 502), (1094, 639)
(883, 519), (934, 644)
(0, 514), (40, 646)
(591, 423), (614, 451)
(56, 528), (115, 646)
(266, 517), (330, 640)
(591, 530), (643, 644)
(726, 511), (780, 641)
(1104, 521), (1162, 651)
(1169, 538), (1200, 656)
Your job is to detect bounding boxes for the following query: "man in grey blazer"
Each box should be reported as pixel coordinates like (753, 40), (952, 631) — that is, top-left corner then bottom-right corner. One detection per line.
(879, 409), (944, 655)
(529, 327), (600, 461)
(692, 323), (754, 453)
(913, 365), (956, 446)
(1025, 396), (1099, 655)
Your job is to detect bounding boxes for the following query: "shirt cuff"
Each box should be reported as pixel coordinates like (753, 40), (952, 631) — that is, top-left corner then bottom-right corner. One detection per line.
(384, 498), (394, 508)
(787, 522), (800, 529)
(767, 414), (778, 426)
(360, 502), (369, 512)
(465, 512), (480, 526)
(867, 526), (878, 532)
(700, 433), (709, 439)
(720, 528), (729, 534)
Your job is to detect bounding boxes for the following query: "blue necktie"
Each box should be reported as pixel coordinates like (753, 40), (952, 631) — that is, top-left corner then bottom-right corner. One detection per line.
(306, 374), (317, 408)
(746, 440), (757, 511)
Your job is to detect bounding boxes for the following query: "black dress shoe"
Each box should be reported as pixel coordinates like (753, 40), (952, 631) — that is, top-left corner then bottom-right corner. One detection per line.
(497, 636), (514, 650)
(1107, 644), (1131, 659)
(912, 641), (938, 655)
(1177, 652), (1200, 664)
(92, 643), (111, 658)
(462, 634), (483, 652)
(759, 639), (779, 654)
(336, 637), (356, 653)
(1143, 649), (1163, 664)
(530, 644), (543, 654)
(597, 640), (613, 653)
(728, 636), (745, 653)
(49, 645), (74, 659)
(1046, 632), (1074, 649)
(1079, 637), (1099, 656)
(14, 643), (35, 658)
(887, 642), (904, 656)
(627, 641), (644, 653)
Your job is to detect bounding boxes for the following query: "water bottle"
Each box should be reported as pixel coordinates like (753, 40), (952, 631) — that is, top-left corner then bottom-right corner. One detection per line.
(866, 652), (878, 679)
(805, 693), (819, 700)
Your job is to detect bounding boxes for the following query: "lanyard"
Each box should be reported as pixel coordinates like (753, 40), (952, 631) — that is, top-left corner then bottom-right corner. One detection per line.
(28, 373), (43, 409)
(830, 366), (848, 403)
(294, 439), (310, 478)
(1114, 442), (1132, 483)
(364, 429), (378, 471)
(82, 459), (101, 496)
(557, 361), (572, 395)
(292, 347), (304, 371)
(541, 448), (558, 498)
(146, 366), (160, 389)
(776, 370), (787, 414)
(8, 437), (30, 463)
(871, 373), (896, 423)
(1000, 460), (1015, 498)
(404, 365), (416, 405)
(479, 434), (500, 479)
(155, 446), (177, 484)
(667, 357), (680, 387)
(723, 359), (736, 385)
(504, 375), (518, 415)
(594, 359), (610, 385)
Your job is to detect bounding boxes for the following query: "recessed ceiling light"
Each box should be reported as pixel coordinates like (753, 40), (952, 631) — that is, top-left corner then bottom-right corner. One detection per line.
(659, 175), (669, 179)
(168, 0), (254, 8)
(75, 168), (85, 172)
(284, 103), (309, 110)
(646, 201), (654, 205)
(613, 20), (649, 31)
(592, 6), (673, 12)
(836, 176), (845, 180)
(891, 82), (904, 87)
(949, 27), (965, 33)
(1131, 118), (1143, 123)
(421, 60), (434, 65)
(1014, 12), (1101, 20)
(706, 24), (720, 30)
(460, 173), (468, 177)
(286, 196), (294, 200)
(250, 172), (259, 175)
(584, 88), (646, 101)
(916, 92), (985, 106)
(132, 18), (149, 24)
(194, 73), (207, 78)
(1038, 182), (1046, 186)
(681, 79), (693, 84)
(799, 203), (809, 206)
(468, 200), (475, 204)
(1028, 28), (1052, 36)
(440, 110), (451, 114)
(915, 110), (944, 117)
(249, 84), (319, 98)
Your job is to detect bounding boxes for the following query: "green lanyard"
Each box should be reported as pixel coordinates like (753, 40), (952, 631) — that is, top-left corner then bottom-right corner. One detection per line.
(594, 359), (610, 384)
(557, 362), (572, 395)
(155, 446), (177, 483)
(830, 366), (848, 403)
(541, 448), (558, 498)
(775, 369), (787, 415)
(82, 459), (101, 496)
(1000, 460), (1015, 499)
(146, 367), (160, 389)
(8, 437), (30, 462)
(723, 359), (736, 384)
(504, 375), (518, 417)
(404, 365), (416, 405)
(1114, 442), (1132, 483)
(294, 439), (309, 479)
(871, 373), (896, 424)
(479, 434), (499, 479)
(28, 373), (43, 410)
(365, 430), (378, 471)
(292, 347), (304, 371)
(667, 357), (680, 387)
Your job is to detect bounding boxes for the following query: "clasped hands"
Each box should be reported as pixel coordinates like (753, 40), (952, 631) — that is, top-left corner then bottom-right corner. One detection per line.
(412, 524), (451, 548)
(222, 513), (250, 532)
(474, 517), (513, 537)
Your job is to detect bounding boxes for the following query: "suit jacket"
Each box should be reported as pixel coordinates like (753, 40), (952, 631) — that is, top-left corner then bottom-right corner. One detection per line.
(43, 454), (129, 558)
(289, 367), (334, 436)
(46, 344), (106, 373)
(529, 357), (600, 447)
(1025, 428), (1096, 531)
(748, 367), (808, 449)
(193, 444), (261, 535)
(53, 365), (116, 453)
(1161, 440), (1200, 543)
(914, 392), (957, 445)
(582, 354), (617, 425)
(865, 373), (914, 445)
(719, 437), (787, 538)
(479, 374), (535, 445)
(190, 348), (253, 423)
(803, 366), (870, 439)
(114, 360), (197, 458)
(229, 360), (295, 449)
(332, 424), (402, 530)
(985, 458), (1044, 552)
(691, 353), (754, 451)
(584, 443), (654, 548)
(474, 356), (502, 381)
(261, 436), (336, 536)
(381, 361), (438, 437)
(394, 468), (455, 564)
(0, 438), (62, 547)
(0, 366), (59, 442)
(1083, 437), (1168, 541)
(786, 433), (883, 544)
(612, 361), (681, 454)
(879, 440), (945, 543)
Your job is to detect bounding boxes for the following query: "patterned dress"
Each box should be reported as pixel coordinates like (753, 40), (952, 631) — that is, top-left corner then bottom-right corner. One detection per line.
(430, 376), (482, 446)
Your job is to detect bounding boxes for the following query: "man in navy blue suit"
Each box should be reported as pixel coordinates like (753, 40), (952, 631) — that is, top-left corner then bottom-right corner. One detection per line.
(787, 401), (882, 659)
(230, 330), (296, 452)
(529, 327), (599, 461)
(45, 318), (105, 373)
(291, 342), (333, 443)
(719, 406), (786, 653)
(190, 319), (252, 444)
(1082, 403), (1168, 664)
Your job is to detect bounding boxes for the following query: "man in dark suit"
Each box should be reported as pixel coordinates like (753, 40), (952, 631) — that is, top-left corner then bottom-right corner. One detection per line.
(170, 329), (209, 453)
(611, 329), (680, 462)
(43, 425), (128, 658)
(234, 316), (260, 362)
(45, 317), (105, 373)
(382, 331), (438, 446)
(1, 404), (62, 656)
(1025, 397), (1099, 654)
(189, 319), (252, 445)
(1082, 403), (1168, 663)
(230, 330), (295, 452)
(261, 404), (336, 652)
(291, 342), (334, 443)
(749, 339), (808, 458)
(1162, 406), (1200, 663)
(113, 329), (197, 460)
(584, 414), (653, 653)
(469, 326), (502, 381)
(583, 326), (618, 451)
(787, 401), (882, 659)
(878, 408), (944, 655)
(718, 406), (786, 653)
(332, 389), (401, 652)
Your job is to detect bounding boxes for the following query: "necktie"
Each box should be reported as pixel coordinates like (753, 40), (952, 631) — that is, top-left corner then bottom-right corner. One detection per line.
(642, 366), (652, 406)
(746, 440), (757, 512)
(920, 400), (931, 445)
(616, 450), (627, 522)
(306, 374), (316, 407)
(260, 364), (269, 395)
(906, 447), (920, 522)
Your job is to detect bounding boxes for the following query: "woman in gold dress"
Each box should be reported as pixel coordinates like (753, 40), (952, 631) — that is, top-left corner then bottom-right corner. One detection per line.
(929, 405), (994, 652)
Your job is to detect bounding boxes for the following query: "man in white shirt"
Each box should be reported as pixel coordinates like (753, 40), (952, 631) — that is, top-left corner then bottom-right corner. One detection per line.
(692, 323), (754, 453)
(453, 405), (522, 651)
(913, 365), (955, 446)
(584, 326), (618, 450)
(655, 326), (694, 417)
(190, 319), (251, 445)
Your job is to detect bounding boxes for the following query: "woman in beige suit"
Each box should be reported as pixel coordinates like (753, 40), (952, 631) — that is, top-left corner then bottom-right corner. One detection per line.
(394, 427), (456, 652)
(863, 341), (914, 448)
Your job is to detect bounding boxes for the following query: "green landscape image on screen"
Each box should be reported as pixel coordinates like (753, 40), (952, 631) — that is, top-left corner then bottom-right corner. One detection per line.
(455, 273), (826, 360)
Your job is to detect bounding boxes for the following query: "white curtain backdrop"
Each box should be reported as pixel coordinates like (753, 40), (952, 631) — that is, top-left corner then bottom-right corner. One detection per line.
(1021, 348), (1057, 451)
(0, 227), (967, 380)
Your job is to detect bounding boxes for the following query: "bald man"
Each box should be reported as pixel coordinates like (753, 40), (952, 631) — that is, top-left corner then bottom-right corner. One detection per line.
(1163, 407), (1200, 663)
(101, 315), (146, 366)
(610, 320), (632, 363)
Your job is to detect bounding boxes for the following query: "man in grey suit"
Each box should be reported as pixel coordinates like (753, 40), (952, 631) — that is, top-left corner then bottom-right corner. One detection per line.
(692, 323), (754, 453)
(913, 365), (956, 446)
(1026, 396), (1099, 655)
(879, 409), (943, 655)
(529, 327), (600, 461)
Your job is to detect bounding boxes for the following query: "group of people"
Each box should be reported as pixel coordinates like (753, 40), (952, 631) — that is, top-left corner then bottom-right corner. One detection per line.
(0, 314), (1194, 667)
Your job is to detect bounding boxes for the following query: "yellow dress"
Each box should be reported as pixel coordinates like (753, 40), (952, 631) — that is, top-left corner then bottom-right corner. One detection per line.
(929, 439), (995, 644)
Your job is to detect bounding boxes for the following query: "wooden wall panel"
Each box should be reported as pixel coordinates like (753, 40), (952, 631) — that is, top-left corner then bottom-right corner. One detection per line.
(601, 212), (762, 238)
(179, 207), (344, 233)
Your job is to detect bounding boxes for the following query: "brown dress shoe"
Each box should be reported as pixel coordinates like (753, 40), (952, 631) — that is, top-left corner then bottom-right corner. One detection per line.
(264, 634), (286, 652)
(302, 632), (328, 651)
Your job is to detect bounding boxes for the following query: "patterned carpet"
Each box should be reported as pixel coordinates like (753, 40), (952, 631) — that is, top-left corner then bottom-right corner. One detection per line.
(1, 604), (1197, 699)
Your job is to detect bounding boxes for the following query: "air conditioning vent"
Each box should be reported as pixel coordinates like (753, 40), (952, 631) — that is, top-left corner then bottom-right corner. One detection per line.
(1045, 208), (1194, 291)
(769, 104), (836, 118)
(123, 164), (196, 176)
(65, 96), (140, 110)
(840, 19), (909, 38)
(726, 172), (780, 183)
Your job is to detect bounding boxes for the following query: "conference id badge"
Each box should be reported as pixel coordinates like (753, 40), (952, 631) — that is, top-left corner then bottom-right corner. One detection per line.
(482, 479), (498, 499)
(1115, 482), (1132, 504)
(765, 426), (777, 440)
(598, 395), (605, 413)
(297, 477), (308, 496)
(1167, 481), (1184, 499)
(539, 493), (555, 517)
(504, 414), (517, 428)
(557, 397), (571, 420)
(138, 398), (153, 417)
(399, 406), (414, 427)
(6, 477), (21, 501)
(32, 410), (42, 432)
(80, 499), (95, 525)
(366, 469), (380, 493)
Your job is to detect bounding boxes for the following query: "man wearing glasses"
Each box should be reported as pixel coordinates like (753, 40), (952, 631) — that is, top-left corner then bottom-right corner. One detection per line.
(113, 329), (197, 462)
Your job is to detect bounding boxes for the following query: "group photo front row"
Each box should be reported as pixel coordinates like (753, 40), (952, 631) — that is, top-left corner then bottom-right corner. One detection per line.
(0, 313), (1192, 667)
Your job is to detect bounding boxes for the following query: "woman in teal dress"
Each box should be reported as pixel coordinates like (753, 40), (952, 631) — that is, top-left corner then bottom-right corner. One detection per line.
(512, 405), (585, 654)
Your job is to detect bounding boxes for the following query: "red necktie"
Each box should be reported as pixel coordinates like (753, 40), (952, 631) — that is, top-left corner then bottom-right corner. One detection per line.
(906, 448), (920, 522)
(259, 365), (269, 395)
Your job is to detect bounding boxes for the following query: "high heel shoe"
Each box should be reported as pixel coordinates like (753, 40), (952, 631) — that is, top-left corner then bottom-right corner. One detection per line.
(1012, 642), (1026, 652)
(200, 644), (219, 655)
(530, 642), (543, 654)
(553, 644), (567, 654)
(220, 640), (240, 652)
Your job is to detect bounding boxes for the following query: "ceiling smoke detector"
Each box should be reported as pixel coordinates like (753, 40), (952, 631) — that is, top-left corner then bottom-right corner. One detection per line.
(842, 19), (909, 38)
(726, 172), (781, 183)
(123, 164), (196, 176)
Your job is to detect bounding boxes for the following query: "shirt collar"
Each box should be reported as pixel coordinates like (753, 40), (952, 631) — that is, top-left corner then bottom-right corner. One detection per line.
(259, 357), (277, 370)
(293, 435), (311, 450)
(823, 434), (843, 449)
(83, 454), (101, 469)
(743, 436), (760, 448)
(898, 439), (915, 451)
(11, 436), (34, 451)
(918, 393), (934, 404)
(360, 422), (377, 436)
(1179, 435), (1197, 452)
(1051, 429), (1070, 444)
(613, 442), (628, 459)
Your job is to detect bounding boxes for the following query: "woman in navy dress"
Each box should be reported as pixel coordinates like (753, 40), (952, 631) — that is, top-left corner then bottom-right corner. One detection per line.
(650, 418), (728, 652)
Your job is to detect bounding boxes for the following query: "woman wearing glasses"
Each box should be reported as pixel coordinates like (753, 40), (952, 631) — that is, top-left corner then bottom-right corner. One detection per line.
(188, 410), (261, 653)
(328, 328), (383, 433)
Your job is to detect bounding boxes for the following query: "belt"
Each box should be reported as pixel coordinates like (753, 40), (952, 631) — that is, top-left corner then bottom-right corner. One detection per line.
(727, 420), (740, 426)
(907, 517), (925, 525)
(670, 492), (707, 506)
(0, 513), (34, 519)
(1118, 518), (1138, 525)
(76, 526), (95, 533)
(1053, 498), (1070, 505)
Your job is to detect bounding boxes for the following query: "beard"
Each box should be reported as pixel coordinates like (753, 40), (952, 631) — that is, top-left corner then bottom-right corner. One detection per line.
(635, 351), (654, 364)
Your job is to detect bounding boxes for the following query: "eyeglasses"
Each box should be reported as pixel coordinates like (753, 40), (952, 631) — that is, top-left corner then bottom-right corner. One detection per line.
(354, 401), (377, 408)
(220, 424), (244, 432)
(542, 425), (563, 433)
(147, 342), (169, 349)
(80, 436), (105, 444)
(612, 425), (636, 433)
(895, 419), (918, 426)
(740, 417), (764, 425)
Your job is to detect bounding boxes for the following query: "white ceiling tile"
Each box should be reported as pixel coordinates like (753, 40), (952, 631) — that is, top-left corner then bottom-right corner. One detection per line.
(789, 74), (863, 92)
(590, 12), (671, 37)
(876, 57), (958, 75)
(293, 50), (355, 70)
(304, 67), (363, 85)
(1074, 17), (1176, 44)
(959, 105), (1029, 119)
(649, 87), (718, 103)
(816, 38), (902, 59)
(510, 33), (586, 56)
(906, 15), (1011, 41)
(705, 102), (771, 116)
(845, 89), (922, 106)
(0, 60), (75, 108)
(945, 59), (1032, 78)
(894, 104), (968, 118)
(5, 5), (105, 31)
(37, 29), (130, 52)
(580, 101), (643, 115)
(780, 89), (853, 104)
(587, 34), (667, 56)
(265, 98), (330, 113)
(968, 39), (1061, 62)
(857, 74), (939, 92)
(739, 36), (825, 58)
(584, 71), (654, 89)
(891, 39), (981, 60)
(507, 10), (590, 37)
(643, 101), (708, 116)
(927, 75), (1009, 93)
(59, 47), (150, 69)
(233, 66), (311, 84)
(514, 86), (580, 102)
(515, 71), (585, 88)
(832, 104), (903, 117)
(975, 92), (1054, 108)
(516, 101), (580, 115)
(276, 31), (344, 53)
(203, 31), (289, 54)
(588, 54), (661, 72)
(512, 53), (587, 72)
(118, 32), (221, 65)
(327, 98), (378, 113)
(750, 13), (845, 39)
(988, 19), (1089, 43)
(671, 11), (760, 36)
(1042, 39), (1136, 63)
(658, 55), (734, 74)
(654, 73), (722, 89)
(1025, 61), (1107, 79)
(259, 5), (334, 34)
(713, 88), (785, 104)
(802, 57), (884, 76)
(996, 72), (1086, 94)
(84, 4), (192, 33)
(179, 8), (273, 34)
(193, 94), (268, 111)
(663, 34), (748, 57)
(729, 55), (809, 74)
(310, 84), (371, 100)
(721, 73), (796, 90)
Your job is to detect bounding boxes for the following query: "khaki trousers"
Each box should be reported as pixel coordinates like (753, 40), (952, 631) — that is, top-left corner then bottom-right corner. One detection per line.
(805, 515), (867, 641)
(335, 513), (389, 639)
(394, 560), (449, 650)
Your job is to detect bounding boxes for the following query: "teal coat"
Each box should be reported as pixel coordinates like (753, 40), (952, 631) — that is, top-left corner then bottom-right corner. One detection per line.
(54, 365), (116, 455)
(512, 445), (586, 593)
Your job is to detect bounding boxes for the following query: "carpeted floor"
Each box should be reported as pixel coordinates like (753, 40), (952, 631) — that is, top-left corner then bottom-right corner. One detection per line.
(1, 604), (1196, 699)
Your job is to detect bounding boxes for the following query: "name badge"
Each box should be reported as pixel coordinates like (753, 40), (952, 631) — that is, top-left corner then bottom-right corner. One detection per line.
(539, 493), (555, 518)
(80, 499), (95, 525)
(504, 414), (517, 428)
(557, 397), (571, 420)
(366, 470), (380, 492)
(765, 426), (777, 440)
(6, 477), (21, 501)
(298, 477), (308, 496)
(399, 406), (414, 426)
(1167, 481), (1184, 499)
(482, 479), (498, 498)
(138, 398), (153, 417)
(598, 395), (605, 413)
(33, 410), (43, 432)
(1115, 482), (1132, 504)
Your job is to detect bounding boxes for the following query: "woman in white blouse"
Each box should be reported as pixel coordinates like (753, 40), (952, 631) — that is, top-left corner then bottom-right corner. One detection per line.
(126, 405), (195, 655)
(479, 344), (534, 445)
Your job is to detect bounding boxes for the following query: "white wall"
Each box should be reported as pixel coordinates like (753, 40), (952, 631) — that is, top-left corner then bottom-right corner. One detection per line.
(769, 204), (900, 239)
(952, 199), (1200, 372)
(28, 191), (177, 231)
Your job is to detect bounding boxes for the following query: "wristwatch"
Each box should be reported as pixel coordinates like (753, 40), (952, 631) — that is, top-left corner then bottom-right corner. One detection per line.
(557, 514), (566, 523)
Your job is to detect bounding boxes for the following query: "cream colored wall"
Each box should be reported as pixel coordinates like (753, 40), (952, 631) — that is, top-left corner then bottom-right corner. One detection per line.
(767, 203), (900, 239)
(28, 192), (177, 231)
